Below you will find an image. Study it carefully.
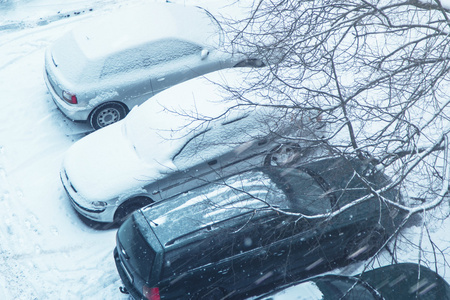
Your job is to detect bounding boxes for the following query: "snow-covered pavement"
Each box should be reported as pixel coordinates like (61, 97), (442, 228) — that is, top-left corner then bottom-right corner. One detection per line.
(1, 0), (450, 299)
(0, 1), (138, 298)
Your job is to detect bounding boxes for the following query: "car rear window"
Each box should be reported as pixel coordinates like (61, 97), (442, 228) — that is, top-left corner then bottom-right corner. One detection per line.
(268, 167), (331, 215)
(51, 32), (96, 83)
(118, 217), (157, 280)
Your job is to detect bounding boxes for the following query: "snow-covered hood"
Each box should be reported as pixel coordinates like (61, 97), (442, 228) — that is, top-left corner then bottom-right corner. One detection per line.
(62, 121), (172, 202)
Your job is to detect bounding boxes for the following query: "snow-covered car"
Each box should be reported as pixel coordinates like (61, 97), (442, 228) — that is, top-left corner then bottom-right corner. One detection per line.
(44, 2), (265, 130)
(255, 263), (450, 300)
(113, 157), (405, 300)
(60, 68), (325, 223)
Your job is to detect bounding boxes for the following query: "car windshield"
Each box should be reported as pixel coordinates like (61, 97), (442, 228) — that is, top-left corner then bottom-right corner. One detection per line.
(197, 7), (224, 46)
(51, 32), (99, 83)
(171, 112), (268, 169)
(266, 167), (332, 215)
(198, 167), (331, 216)
(122, 101), (210, 168)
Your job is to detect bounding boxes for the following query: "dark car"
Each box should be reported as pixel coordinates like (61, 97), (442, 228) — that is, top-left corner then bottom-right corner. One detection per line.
(114, 157), (405, 300)
(256, 263), (450, 300)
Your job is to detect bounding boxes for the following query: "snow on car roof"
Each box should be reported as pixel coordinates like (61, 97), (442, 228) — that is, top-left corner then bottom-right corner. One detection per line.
(72, 2), (221, 60)
(142, 170), (282, 245)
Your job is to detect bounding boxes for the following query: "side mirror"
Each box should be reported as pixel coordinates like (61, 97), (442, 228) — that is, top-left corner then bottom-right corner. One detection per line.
(200, 49), (209, 60)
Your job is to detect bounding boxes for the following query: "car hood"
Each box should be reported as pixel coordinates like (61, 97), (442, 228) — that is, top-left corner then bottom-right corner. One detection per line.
(63, 121), (173, 202)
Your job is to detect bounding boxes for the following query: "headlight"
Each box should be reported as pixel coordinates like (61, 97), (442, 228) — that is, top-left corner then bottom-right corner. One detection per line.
(91, 201), (107, 209)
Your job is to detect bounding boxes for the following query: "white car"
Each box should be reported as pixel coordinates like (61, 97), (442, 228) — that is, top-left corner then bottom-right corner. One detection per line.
(60, 69), (325, 223)
(44, 2), (264, 130)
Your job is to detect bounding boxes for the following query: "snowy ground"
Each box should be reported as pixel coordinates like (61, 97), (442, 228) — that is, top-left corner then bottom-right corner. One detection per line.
(1, 0), (450, 299)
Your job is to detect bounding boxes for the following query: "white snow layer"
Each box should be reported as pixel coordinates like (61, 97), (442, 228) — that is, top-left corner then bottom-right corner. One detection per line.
(1, 0), (450, 299)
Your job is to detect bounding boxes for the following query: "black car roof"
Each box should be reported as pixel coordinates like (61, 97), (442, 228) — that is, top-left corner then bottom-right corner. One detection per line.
(139, 156), (394, 249)
(140, 169), (287, 248)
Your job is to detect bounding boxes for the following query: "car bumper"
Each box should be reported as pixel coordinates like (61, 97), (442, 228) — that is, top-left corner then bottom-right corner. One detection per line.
(43, 68), (91, 121)
(60, 167), (117, 222)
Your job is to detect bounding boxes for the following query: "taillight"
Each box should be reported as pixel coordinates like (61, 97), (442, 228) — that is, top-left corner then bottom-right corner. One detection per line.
(62, 90), (78, 104)
(143, 286), (160, 300)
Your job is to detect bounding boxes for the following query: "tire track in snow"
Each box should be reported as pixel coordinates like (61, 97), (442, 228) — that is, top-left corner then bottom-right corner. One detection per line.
(0, 0), (137, 68)
(0, 0), (152, 47)
(0, 17), (89, 70)
(0, 146), (125, 299)
(0, 1), (153, 298)
(0, 146), (42, 299)
(0, 0), (127, 35)
(0, 7), (94, 33)
(0, 16), (125, 300)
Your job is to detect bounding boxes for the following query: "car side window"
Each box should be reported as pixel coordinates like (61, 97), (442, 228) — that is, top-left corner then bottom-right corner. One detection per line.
(162, 234), (232, 278)
(229, 213), (299, 255)
(100, 39), (202, 77)
(162, 213), (285, 276)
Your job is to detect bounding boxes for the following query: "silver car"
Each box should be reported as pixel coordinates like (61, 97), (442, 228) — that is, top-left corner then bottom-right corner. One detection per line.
(60, 69), (325, 223)
(44, 2), (264, 130)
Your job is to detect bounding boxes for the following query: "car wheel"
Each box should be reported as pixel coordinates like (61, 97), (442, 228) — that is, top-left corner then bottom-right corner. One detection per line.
(114, 198), (153, 224)
(89, 102), (128, 130)
(264, 143), (302, 166)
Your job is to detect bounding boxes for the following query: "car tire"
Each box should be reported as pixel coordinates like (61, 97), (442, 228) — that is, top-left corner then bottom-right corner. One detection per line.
(89, 102), (128, 130)
(264, 143), (302, 166)
(114, 198), (153, 224)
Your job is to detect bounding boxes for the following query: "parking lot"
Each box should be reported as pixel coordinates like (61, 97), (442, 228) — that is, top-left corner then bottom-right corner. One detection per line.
(1, 0), (450, 299)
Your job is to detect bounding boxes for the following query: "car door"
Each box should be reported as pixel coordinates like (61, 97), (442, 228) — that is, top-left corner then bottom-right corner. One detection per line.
(214, 211), (299, 295)
(99, 46), (155, 107)
(281, 218), (343, 279)
(263, 166), (345, 279)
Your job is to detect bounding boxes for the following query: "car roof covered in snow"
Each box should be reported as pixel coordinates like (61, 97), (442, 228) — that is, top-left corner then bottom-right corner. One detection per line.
(70, 2), (222, 60)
